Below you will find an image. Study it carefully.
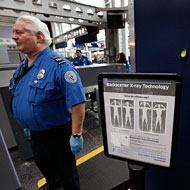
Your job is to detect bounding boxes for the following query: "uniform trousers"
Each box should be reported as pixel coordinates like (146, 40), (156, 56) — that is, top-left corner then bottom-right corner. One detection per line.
(30, 124), (80, 190)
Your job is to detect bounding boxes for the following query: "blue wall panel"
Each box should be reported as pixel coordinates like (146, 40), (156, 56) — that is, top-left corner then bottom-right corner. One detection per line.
(135, 0), (190, 189)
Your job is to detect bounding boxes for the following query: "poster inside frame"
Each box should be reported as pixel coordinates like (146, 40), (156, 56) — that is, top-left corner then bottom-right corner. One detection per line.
(98, 73), (182, 168)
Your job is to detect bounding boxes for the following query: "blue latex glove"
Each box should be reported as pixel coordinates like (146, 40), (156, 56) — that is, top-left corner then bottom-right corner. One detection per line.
(24, 128), (31, 137)
(69, 136), (83, 154)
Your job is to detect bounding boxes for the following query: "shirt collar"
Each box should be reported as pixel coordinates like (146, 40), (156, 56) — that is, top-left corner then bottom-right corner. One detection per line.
(79, 55), (83, 60)
(26, 47), (50, 68)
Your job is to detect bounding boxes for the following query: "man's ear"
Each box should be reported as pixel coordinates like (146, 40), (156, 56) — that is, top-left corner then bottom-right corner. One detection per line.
(36, 32), (45, 43)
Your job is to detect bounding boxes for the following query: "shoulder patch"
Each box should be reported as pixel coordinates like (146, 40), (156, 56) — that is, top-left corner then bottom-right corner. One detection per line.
(53, 56), (66, 65)
(64, 71), (77, 83)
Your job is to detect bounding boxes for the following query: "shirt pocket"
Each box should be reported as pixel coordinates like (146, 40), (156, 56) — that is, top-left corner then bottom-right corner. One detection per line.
(28, 81), (57, 103)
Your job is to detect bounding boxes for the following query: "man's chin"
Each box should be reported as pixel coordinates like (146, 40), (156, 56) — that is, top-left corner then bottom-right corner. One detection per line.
(17, 46), (24, 53)
(17, 46), (21, 50)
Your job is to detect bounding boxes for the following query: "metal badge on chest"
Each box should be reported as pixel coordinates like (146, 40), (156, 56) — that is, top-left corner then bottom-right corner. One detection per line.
(37, 69), (45, 80)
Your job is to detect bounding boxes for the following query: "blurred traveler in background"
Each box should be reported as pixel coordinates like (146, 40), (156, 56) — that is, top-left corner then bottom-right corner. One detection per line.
(117, 52), (130, 72)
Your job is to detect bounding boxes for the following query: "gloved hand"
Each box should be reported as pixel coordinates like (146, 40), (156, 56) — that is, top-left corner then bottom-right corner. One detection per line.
(24, 128), (31, 137)
(69, 136), (83, 154)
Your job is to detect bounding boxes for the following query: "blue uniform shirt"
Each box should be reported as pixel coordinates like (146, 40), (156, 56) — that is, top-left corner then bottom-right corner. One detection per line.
(10, 47), (86, 131)
(73, 55), (93, 66)
(126, 62), (130, 72)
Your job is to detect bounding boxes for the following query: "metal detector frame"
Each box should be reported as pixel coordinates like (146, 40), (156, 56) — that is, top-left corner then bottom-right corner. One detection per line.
(0, 129), (22, 190)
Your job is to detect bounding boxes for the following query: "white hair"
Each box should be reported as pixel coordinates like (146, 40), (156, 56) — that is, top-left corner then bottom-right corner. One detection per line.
(17, 15), (52, 46)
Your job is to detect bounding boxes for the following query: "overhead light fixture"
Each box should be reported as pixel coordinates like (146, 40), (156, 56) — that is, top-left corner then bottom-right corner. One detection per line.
(78, 19), (84, 23)
(63, 4), (71, 11)
(69, 18), (74, 21)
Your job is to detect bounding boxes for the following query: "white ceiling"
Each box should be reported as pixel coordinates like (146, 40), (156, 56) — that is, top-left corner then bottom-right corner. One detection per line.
(67, 0), (105, 7)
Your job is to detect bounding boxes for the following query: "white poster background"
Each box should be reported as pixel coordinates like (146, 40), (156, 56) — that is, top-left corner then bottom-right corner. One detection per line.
(104, 92), (175, 167)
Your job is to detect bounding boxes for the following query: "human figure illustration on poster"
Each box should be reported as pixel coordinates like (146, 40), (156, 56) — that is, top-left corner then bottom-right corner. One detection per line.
(110, 99), (122, 127)
(139, 101), (152, 132)
(122, 100), (134, 129)
(152, 102), (167, 134)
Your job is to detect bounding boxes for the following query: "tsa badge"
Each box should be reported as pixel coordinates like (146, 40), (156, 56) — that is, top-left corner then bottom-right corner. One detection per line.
(64, 71), (77, 83)
(37, 69), (45, 80)
(39, 69), (45, 75)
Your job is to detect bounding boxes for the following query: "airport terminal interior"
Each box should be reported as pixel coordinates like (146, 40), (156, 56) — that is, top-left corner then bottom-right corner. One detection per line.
(1, 0), (190, 190)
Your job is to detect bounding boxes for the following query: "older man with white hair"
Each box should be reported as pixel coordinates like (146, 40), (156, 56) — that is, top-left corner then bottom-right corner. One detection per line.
(10, 15), (86, 190)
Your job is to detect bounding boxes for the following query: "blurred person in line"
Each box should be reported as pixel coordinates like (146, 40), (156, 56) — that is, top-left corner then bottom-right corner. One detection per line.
(10, 15), (86, 190)
(92, 55), (97, 63)
(117, 52), (130, 72)
(73, 50), (93, 66)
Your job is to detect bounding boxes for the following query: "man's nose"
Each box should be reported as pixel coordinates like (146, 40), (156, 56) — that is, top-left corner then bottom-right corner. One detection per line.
(12, 33), (17, 40)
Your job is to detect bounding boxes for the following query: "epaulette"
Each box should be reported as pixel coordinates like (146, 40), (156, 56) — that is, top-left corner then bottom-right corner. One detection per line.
(53, 56), (66, 65)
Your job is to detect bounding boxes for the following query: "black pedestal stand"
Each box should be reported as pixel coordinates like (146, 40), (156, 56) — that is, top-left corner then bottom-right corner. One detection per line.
(128, 162), (147, 190)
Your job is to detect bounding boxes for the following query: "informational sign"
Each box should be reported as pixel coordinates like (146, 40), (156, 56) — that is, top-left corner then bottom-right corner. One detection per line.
(98, 73), (182, 168)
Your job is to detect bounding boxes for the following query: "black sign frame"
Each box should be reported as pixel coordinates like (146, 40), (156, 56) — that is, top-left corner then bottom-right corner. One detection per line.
(98, 72), (182, 168)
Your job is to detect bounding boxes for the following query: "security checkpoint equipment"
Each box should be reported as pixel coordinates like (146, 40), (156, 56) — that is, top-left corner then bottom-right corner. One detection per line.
(0, 129), (23, 190)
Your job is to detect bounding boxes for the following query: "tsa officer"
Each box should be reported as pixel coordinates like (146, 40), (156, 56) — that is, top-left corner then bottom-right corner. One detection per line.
(10, 15), (86, 190)
(73, 50), (93, 66)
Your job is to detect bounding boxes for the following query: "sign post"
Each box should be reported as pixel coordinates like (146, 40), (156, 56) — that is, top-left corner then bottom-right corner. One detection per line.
(98, 73), (182, 189)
